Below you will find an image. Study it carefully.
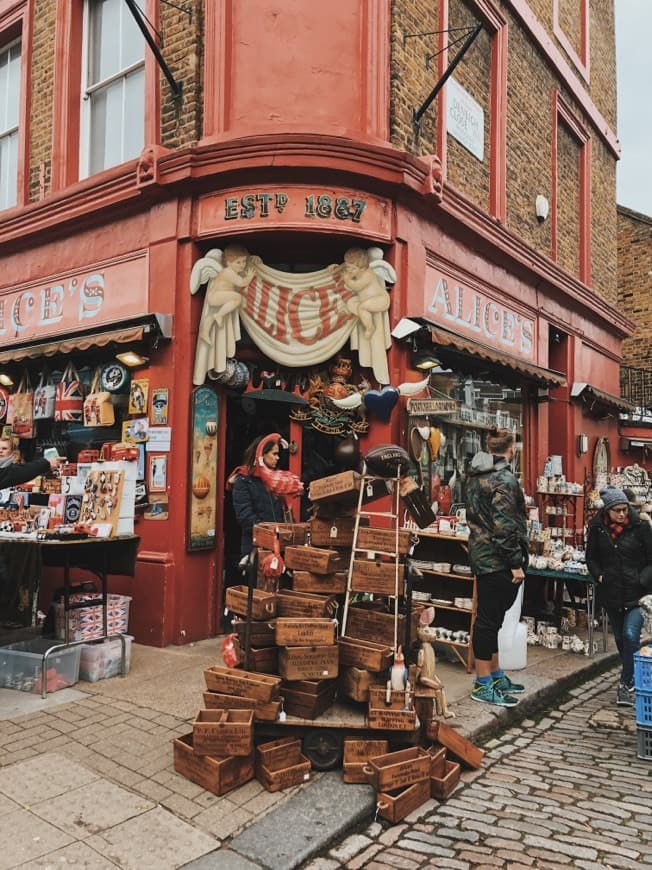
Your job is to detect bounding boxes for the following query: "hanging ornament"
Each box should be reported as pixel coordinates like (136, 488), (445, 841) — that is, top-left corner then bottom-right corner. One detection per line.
(396, 375), (430, 397)
(363, 386), (399, 422)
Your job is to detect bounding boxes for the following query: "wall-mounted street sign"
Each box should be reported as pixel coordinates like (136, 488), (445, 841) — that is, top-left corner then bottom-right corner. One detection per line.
(407, 398), (458, 416)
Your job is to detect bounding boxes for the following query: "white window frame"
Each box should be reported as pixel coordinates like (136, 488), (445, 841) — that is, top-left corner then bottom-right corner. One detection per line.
(79, 0), (145, 178)
(0, 36), (21, 210)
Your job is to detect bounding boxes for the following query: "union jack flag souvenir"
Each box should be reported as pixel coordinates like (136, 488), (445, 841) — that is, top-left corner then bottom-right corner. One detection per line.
(54, 362), (84, 422)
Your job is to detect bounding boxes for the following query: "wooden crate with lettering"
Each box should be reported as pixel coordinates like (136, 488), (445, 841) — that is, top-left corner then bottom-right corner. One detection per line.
(345, 605), (418, 648)
(426, 720), (484, 769)
(430, 759), (461, 799)
(192, 709), (254, 757)
(338, 636), (393, 673)
(284, 546), (343, 575)
(362, 746), (431, 791)
(278, 645), (339, 681)
(201, 691), (282, 723)
(309, 517), (359, 548)
(253, 522), (308, 550)
(291, 570), (348, 595)
(367, 687), (417, 731)
(309, 471), (361, 503)
(356, 526), (413, 555)
(225, 586), (276, 620)
(350, 558), (405, 596)
(376, 778), (431, 823)
(256, 755), (312, 792)
(203, 666), (281, 703)
(275, 617), (337, 647)
(338, 666), (385, 703)
(276, 589), (338, 619)
(173, 733), (254, 796)
(343, 738), (389, 784)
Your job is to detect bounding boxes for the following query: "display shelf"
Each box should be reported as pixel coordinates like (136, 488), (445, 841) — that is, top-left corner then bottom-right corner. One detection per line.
(536, 489), (583, 545)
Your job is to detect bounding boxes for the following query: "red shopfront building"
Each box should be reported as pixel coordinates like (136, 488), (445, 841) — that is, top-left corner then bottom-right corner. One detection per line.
(0, 0), (633, 646)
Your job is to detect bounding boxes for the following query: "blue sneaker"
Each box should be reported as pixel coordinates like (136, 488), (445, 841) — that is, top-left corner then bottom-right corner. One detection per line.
(471, 681), (518, 707)
(493, 674), (525, 695)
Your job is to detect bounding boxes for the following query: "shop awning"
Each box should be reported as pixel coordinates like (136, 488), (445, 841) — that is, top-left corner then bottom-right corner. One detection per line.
(570, 382), (637, 415)
(423, 323), (567, 387)
(0, 314), (172, 365)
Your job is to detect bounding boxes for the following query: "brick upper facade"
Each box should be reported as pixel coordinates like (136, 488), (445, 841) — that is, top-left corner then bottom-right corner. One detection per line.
(617, 206), (652, 370)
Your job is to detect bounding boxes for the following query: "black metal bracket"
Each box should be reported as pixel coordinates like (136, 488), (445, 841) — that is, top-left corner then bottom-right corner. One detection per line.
(412, 22), (482, 140)
(124, 0), (183, 102)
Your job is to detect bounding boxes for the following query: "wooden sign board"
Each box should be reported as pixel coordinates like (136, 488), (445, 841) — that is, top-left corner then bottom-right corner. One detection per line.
(407, 398), (458, 416)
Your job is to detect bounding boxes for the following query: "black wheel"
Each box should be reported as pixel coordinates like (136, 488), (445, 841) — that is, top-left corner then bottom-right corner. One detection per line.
(302, 729), (343, 771)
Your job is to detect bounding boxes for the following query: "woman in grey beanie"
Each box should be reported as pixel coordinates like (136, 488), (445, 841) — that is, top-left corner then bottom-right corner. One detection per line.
(586, 486), (652, 705)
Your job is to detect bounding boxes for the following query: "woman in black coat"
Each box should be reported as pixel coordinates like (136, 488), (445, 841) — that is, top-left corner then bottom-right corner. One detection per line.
(227, 434), (303, 558)
(0, 438), (63, 488)
(586, 485), (652, 706)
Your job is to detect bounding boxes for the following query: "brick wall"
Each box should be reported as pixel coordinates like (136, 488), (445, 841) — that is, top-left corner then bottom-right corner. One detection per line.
(617, 207), (652, 368)
(28, 0), (56, 202)
(159, 0), (204, 148)
(390, 0), (617, 302)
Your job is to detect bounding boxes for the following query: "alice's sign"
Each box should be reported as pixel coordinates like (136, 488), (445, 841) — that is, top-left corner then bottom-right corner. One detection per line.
(197, 185), (391, 239)
(0, 253), (149, 345)
(425, 266), (534, 360)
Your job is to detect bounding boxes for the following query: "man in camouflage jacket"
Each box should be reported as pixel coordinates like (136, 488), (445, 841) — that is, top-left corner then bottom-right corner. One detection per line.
(464, 427), (528, 707)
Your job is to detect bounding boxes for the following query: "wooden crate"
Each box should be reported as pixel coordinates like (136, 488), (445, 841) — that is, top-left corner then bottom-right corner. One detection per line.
(247, 646), (278, 674)
(173, 733), (254, 796)
(276, 590), (338, 618)
(376, 778), (431, 823)
(255, 737), (303, 771)
(367, 687), (417, 731)
(426, 721), (485, 769)
(338, 636), (393, 673)
(350, 559), (405, 597)
(292, 570), (347, 594)
(309, 517), (359, 548)
(309, 471), (361, 503)
(338, 666), (385, 703)
(202, 691), (281, 722)
(362, 746), (431, 791)
(356, 526), (413, 555)
(345, 606), (418, 648)
(281, 682), (337, 720)
(232, 617), (276, 648)
(430, 760), (461, 799)
(192, 709), (254, 757)
(225, 586), (277, 620)
(256, 755), (311, 792)
(284, 546), (343, 575)
(203, 666), (281, 703)
(427, 744), (447, 779)
(275, 617), (336, 647)
(343, 738), (389, 783)
(278, 645), (339, 681)
(253, 522), (308, 550)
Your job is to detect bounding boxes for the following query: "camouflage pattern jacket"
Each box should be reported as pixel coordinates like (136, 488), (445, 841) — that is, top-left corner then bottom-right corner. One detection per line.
(464, 452), (528, 577)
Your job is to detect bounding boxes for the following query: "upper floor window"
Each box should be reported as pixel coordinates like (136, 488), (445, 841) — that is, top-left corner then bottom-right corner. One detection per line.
(81, 0), (145, 177)
(0, 39), (21, 210)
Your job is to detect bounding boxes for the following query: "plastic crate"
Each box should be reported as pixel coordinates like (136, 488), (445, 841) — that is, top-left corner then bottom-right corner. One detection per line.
(634, 649), (652, 692)
(54, 594), (132, 642)
(0, 639), (81, 693)
(79, 635), (133, 682)
(635, 689), (652, 727)
(636, 726), (652, 761)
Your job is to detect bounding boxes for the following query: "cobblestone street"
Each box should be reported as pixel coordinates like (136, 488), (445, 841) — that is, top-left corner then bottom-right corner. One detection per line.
(305, 665), (651, 870)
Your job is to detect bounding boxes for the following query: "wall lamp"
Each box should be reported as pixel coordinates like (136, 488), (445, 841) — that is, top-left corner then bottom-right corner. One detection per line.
(535, 194), (549, 223)
(0, 373), (14, 387)
(115, 350), (149, 368)
(577, 434), (589, 456)
(413, 350), (441, 371)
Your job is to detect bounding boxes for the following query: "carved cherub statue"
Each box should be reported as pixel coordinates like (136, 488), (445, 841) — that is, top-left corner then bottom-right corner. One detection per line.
(416, 606), (455, 719)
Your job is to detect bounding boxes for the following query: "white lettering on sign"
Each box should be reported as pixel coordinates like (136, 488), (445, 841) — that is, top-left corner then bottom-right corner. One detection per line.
(446, 77), (484, 162)
(426, 274), (534, 359)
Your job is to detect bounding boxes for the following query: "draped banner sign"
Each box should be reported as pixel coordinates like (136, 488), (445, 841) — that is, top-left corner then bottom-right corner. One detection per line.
(190, 246), (396, 386)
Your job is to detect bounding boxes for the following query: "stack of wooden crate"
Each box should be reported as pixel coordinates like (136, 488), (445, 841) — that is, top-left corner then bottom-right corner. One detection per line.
(254, 736), (311, 792)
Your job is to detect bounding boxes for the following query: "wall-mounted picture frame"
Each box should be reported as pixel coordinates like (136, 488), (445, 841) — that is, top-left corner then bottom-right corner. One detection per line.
(151, 387), (169, 425)
(123, 417), (148, 443)
(188, 386), (218, 551)
(136, 443), (146, 480)
(129, 379), (150, 415)
(148, 454), (168, 493)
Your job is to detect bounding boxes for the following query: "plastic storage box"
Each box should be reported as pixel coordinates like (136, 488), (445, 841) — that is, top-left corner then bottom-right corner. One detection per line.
(636, 726), (652, 761)
(79, 635), (133, 682)
(635, 689), (652, 727)
(54, 593), (132, 641)
(0, 639), (81, 693)
(634, 649), (652, 692)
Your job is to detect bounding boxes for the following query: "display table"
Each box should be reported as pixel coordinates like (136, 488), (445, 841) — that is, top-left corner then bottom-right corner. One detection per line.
(0, 535), (140, 697)
(525, 567), (608, 657)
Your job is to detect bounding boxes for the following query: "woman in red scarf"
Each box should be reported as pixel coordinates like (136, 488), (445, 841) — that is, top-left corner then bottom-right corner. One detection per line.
(227, 433), (303, 557)
(586, 485), (652, 706)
